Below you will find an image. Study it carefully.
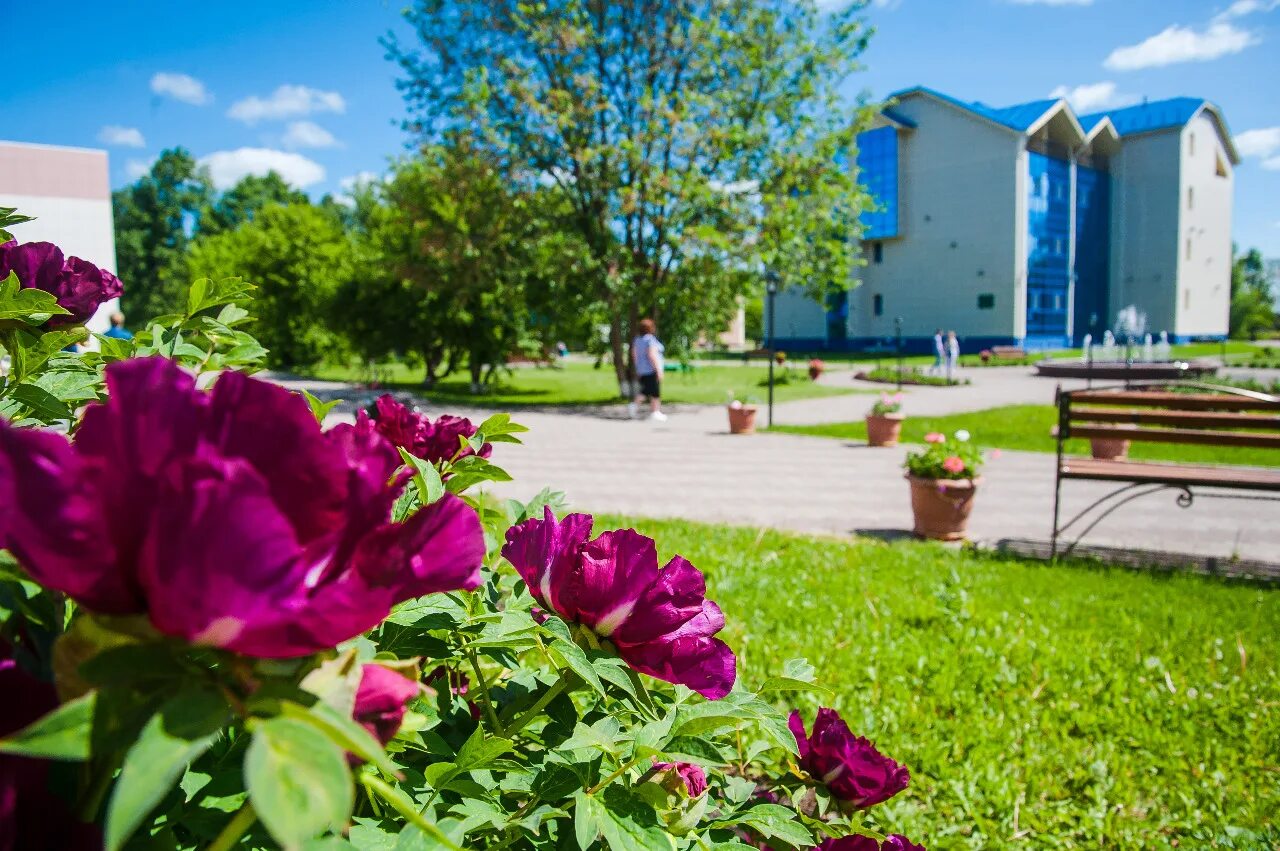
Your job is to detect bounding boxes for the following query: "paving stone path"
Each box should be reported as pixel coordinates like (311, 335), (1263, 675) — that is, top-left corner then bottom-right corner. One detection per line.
(276, 366), (1280, 565)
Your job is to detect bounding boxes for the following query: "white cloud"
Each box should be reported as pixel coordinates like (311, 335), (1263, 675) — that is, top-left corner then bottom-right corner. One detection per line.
(339, 171), (381, 191)
(282, 121), (340, 149)
(1008, 0), (1093, 5)
(150, 72), (211, 105)
(1213, 0), (1279, 22)
(1235, 127), (1280, 158)
(1048, 81), (1136, 113)
(98, 125), (146, 148)
(125, 157), (155, 180)
(1104, 23), (1259, 70)
(227, 85), (346, 124)
(199, 148), (326, 189)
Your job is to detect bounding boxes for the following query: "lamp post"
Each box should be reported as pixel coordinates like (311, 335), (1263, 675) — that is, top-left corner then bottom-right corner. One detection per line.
(894, 316), (904, 391)
(766, 272), (779, 428)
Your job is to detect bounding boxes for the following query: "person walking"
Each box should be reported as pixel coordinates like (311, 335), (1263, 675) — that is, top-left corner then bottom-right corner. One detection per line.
(628, 318), (667, 421)
(931, 329), (945, 375)
(945, 330), (960, 381)
(103, 312), (133, 341)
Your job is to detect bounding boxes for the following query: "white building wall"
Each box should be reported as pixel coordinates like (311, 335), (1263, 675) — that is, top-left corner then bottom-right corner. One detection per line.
(1176, 114), (1232, 338)
(0, 142), (118, 335)
(850, 96), (1023, 345)
(769, 286), (829, 343)
(1107, 130), (1182, 336)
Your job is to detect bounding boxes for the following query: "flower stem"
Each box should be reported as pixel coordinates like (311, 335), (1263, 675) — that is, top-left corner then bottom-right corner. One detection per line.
(205, 802), (257, 851)
(466, 647), (506, 737)
(362, 774), (462, 851)
(506, 675), (569, 737)
(586, 755), (649, 795)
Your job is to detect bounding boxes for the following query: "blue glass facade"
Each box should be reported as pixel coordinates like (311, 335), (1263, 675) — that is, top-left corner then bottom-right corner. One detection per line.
(1025, 152), (1072, 346)
(1073, 164), (1110, 346)
(856, 127), (899, 239)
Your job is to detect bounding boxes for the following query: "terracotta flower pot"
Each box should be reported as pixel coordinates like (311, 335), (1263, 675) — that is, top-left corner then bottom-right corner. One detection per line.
(906, 475), (981, 541)
(808, 366), (823, 380)
(865, 413), (905, 447)
(1090, 437), (1130, 460)
(727, 405), (758, 435)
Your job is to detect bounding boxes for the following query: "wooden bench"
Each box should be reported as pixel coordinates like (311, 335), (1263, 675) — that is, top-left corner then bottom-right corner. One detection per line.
(1050, 382), (1280, 557)
(990, 346), (1027, 359)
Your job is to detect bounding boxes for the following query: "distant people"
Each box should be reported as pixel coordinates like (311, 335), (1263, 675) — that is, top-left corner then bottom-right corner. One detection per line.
(931, 329), (945, 375)
(628, 318), (667, 422)
(556, 341), (569, 358)
(945, 330), (959, 380)
(104, 312), (133, 341)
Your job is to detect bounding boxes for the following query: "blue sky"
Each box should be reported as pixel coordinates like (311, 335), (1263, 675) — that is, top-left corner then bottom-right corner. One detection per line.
(5, 0), (1279, 255)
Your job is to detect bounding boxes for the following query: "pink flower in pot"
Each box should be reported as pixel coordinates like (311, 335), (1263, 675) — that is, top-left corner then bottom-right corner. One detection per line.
(942, 455), (966, 475)
(924, 432), (945, 444)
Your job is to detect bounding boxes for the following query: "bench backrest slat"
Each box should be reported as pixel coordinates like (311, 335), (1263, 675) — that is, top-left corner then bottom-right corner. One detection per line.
(1066, 390), (1280, 411)
(1068, 424), (1280, 449)
(1071, 407), (1280, 431)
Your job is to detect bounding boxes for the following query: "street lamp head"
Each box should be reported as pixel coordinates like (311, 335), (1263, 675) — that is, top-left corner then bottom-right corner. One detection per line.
(765, 269), (779, 294)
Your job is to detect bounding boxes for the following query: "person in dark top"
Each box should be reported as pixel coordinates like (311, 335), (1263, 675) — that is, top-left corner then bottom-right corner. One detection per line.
(103, 312), (133, 341)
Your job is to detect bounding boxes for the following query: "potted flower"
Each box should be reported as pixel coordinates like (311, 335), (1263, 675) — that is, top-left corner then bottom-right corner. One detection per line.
(903, 429), (985, 541)
(775, 350), (787, 366)
(808, 358), (825, 380)
(726, 396), (758, 434)
(1089, 435), (1130, 460)
(979, 349), (992, 364)
(866, 392), (905, 447)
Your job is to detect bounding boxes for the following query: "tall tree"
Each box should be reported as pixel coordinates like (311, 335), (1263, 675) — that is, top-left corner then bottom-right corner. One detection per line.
(201, 171), (310, 236)
(387, 0), (875, 392)
(1230, 246), (1275, 340)
(112, 148), (213, 323)
(185, 204), (352, 369)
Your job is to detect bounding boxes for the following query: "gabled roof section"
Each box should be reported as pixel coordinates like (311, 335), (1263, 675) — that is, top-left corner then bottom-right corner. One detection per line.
(1079, 97), (1239, 163)
(889, 87), (1070, 134)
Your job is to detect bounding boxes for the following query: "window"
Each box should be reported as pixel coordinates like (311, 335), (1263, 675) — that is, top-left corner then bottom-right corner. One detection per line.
(977, 294), (995, 310)
(1189, 133), (1195, 156)
(1215, 152), (1228, 178)
(873, 293), (883, 316)
(1186, 238), (1192, 261)
(873, 242), (883, 264)
(1184, 289), (1191, 310)
(1187, 186), (1194, 210)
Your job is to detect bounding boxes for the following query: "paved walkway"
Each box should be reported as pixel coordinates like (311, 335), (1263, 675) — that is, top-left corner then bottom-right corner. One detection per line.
(273, 367), (1280, 565)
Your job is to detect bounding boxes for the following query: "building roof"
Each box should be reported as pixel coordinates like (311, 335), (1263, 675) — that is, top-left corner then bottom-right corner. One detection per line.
(886, 88), (1238, 162)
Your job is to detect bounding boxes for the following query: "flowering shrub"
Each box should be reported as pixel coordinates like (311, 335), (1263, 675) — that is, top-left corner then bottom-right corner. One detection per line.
(903, 429), (984, 480)
(868, 392), (903, 417)
(0, 224), (927, 850)
(808, 358), (825, 380)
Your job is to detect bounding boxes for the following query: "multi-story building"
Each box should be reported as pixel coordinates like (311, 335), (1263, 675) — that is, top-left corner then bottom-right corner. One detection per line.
(0, 140), (119, 335)
(770, 87), (1239, 351)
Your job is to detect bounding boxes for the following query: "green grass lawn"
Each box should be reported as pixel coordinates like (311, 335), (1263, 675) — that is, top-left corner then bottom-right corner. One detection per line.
(773, 403), (1280, 468)
(600, 515), (1280, 848)
(313, 360), (859, 407)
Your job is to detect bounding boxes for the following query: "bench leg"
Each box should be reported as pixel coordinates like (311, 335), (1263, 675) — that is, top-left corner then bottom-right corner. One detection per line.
(1050, 473), (1062, 560)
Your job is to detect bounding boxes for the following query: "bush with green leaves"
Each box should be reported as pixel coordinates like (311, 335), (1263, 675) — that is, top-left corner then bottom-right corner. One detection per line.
(0, 225), (926, 850)
(903, 430), (985, 480)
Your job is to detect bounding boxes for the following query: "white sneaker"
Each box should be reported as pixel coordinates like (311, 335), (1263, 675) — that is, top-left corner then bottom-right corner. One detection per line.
(627, 402), (638, 419)
(649, 411), (668, 422)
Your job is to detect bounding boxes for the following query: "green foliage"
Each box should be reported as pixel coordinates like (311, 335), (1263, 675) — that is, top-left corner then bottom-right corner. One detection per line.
(387, 0), (876, 386)
(859, 366), (970, 387)
(0, 205), (35, 243)
(186, 204), (350, 369)
(112, 148), (215, 323)
(610, 515), (1280, 848)
(1230, 246), (1275, 340)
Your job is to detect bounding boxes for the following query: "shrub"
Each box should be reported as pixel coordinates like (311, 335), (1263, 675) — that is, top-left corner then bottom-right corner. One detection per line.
(903, 429), (986, 479)
(869, 392), (904, 417)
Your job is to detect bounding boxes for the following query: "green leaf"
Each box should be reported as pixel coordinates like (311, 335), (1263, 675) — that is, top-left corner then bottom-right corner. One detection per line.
(245, 716), (354, 850)
(0, 271), (72, 325)
(398, 447), (444, 505)
(0, 690), (96, 760)
(186, 276), (255, 317)
(455, 725), (512, 771)
(105, 688), (230, 851)
(539, 616), (604, 695)
(759, 658), (832, 697)
(279, 700), (402, 778)
(8, 381), (73, 421)
(302, 389), (342, 424)
(593, 785), (678, 851)
(710, 804), (815, 848)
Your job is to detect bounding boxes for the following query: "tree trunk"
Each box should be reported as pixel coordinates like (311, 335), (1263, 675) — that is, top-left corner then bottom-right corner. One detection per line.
(609, 312), (629, 398)
(468, 354), (483, 395)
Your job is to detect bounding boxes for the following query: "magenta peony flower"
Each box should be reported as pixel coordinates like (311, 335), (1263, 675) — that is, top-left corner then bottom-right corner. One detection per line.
(653, 761), (708, 797)
(818, 837), (879, 851)
(367, 395), (491, 465)
(0, 240), (123, 326)
(941, 456), (965, 474)
(923, 432), (945, 444)
(883, 836), (926, 851)
(501, 509), (736, 699)
(0, 357), (485, 657)
(789, 708), (909, 809)
(352, 663), (420, 748)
